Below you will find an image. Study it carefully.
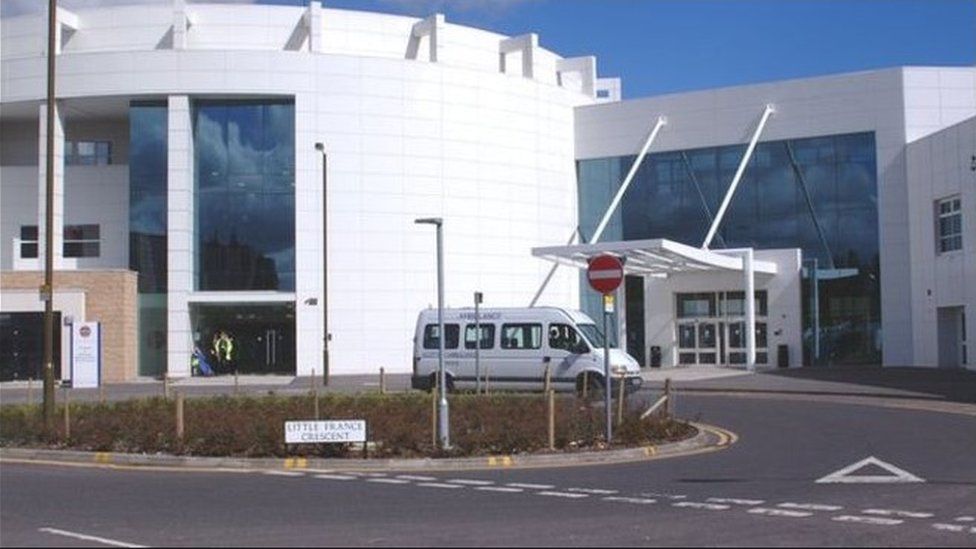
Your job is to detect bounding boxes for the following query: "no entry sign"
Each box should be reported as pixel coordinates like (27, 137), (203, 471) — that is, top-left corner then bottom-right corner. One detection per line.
(587, 254), (624, 294)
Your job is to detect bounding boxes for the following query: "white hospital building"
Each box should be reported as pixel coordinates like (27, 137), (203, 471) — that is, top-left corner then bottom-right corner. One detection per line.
(1, 1), (973, 382)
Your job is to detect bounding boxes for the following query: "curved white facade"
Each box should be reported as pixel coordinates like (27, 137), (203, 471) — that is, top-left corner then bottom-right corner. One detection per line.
(1, 2), (617, 377)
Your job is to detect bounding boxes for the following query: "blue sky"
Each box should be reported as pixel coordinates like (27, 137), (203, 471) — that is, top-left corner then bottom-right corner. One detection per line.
(328, 0), (976, 99)
(6, 0), (973, 99)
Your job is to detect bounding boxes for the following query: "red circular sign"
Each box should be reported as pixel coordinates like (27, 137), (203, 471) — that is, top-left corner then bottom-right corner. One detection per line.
(587, 254), (624, 294)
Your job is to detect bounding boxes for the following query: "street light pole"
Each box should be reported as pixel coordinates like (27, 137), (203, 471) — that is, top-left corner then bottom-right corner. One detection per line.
(42, 0), (58, 432)
(315, 143), (330, 386)
(415, 217), (449, 449)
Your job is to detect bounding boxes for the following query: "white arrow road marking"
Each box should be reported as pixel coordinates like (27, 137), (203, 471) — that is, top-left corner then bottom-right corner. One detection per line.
(777, 502), (844, 512)
(314, 474), (357, 481)
(673, 502), (730, 511)
(862, 509), (934, 519)
(39, 528), (146, 548)
(537, 491), (589, 499)
(816, 456), (925, 484)
(475, 486), (524, 493)
(831, 515), (903, 526)
(602, 496), (657, 505)
(748, 508), (813, 518)
(707, 497), (764, 506)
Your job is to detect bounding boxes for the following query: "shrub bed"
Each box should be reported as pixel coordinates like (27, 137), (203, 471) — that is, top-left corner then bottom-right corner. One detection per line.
(0, 393), (695, 459)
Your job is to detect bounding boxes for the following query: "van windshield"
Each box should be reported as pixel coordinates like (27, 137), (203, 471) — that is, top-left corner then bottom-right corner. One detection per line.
(577, 324), (616, 348)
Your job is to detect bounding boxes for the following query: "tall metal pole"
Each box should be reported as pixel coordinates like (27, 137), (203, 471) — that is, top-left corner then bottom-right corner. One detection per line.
(42, 0), (58, 432)
(474, 292), (482, 395)
(416, 218), (449, 448)
(315, 143), (329, 386)
(603, 295), (612, 445)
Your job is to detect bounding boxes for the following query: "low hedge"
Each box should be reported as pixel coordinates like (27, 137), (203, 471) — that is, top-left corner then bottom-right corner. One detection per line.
(0, 393), (694, 459)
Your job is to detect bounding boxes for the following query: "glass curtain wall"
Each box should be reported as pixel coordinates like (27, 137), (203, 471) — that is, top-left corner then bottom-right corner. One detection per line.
(193, 100), (295, 291)
(129, 102), (168, 377)
(578, 132), (879, 365)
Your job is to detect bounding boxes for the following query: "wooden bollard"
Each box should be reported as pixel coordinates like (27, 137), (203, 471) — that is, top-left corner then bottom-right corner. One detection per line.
(27, 377), (34, 407)
(98, 382), (106, 404)
(582, 373), (589, 400)
(176, 391), (185, 441)
(485, 367), (491, 396)
(379, 367), (386, 394)
(617, 372), (626, 425)
(664, 378), (673, 419)
(543, 365), (551, 394)
(547, 389), (555, 451)
(62, 387), (70, 441)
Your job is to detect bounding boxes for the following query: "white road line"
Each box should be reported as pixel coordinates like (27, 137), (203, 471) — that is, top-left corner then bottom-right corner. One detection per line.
(360, 472), (388, 478)
(602, 496), (657, 505)
(476, 486), (524, 493)
(506, 483), (554, 490)
(777, 502), (843, 512)
(39, 528), (146, 548)
(396, 475), (437, 482)
(537, 491), (589, 499)
(672, 502), (730, 511)
(448, 479), (495, 486)
(862, 509), (934, 519)
(417, 482), (464, 489)
(567, 488), (619, 495)
(707, 497), (764, 506)
(314, 474), (357, 481)
(831, 515), (903, 526)
(955, 516), (976, 522)
(642, 492), (687, 500)
(933, 523), (968, 533)
(748, 508), (813, 518)
(367, 478), (411, 485)
(264, 470), (305, 477)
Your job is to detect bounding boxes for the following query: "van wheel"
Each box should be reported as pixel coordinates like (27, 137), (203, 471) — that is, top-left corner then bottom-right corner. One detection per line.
(428, 373), (455, 394)
(577, 372), (604, 400)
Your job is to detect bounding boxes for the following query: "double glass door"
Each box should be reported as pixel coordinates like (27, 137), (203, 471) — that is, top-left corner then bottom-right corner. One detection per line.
(678, 320), (768, 366)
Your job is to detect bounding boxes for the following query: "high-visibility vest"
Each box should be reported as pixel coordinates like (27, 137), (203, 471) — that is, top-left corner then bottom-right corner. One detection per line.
(219, 336), (234, 361)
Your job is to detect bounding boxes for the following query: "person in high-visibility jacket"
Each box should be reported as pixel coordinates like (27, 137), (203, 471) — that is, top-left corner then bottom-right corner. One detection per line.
(217, 331), (235, 374)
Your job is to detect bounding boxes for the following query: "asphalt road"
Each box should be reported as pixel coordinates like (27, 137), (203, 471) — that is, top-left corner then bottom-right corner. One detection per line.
(2, 394), (975, 547)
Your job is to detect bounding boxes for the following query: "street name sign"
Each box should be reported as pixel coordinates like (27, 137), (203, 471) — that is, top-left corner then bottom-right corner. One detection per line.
(285, 420), (366, 444)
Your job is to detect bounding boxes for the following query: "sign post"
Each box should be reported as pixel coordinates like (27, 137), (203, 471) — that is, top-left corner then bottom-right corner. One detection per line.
(474, 291), (483, 395)
(587, 254), (624, 446)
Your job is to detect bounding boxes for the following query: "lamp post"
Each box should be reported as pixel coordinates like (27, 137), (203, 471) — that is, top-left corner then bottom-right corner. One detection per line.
(42, 0), (59, 432)
(415, 217), (449, 449)
(314, 143), (329, 386)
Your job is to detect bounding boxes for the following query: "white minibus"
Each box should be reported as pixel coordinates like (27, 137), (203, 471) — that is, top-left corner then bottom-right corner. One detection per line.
(411, 307), (642, 396)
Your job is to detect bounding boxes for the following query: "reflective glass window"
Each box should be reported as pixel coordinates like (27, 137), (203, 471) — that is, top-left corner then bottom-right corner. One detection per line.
(424, 324), (459, 350)
(194, 100), (295, 291)
(501, 324), (542, 350)
(937, 196), (963, 253)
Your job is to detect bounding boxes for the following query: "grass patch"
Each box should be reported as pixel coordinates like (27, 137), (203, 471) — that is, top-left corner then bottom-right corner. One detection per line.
(0, 393), (695, 459)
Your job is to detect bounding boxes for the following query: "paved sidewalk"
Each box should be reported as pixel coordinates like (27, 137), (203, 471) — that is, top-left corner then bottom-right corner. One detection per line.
(1, 366), (973, 404)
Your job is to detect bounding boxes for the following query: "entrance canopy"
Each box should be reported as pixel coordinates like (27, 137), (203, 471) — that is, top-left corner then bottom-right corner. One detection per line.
(531, 238), (778, 277)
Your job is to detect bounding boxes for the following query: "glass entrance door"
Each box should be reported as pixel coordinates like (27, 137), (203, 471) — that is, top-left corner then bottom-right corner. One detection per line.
(190, 303), (295, 375)
(677, 320), (720, 366)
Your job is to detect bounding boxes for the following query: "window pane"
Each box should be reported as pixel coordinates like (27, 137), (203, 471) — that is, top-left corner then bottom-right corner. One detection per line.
(464, 324), (495, 350)
(21, 243), (38, 258)
(423, 324), (459, 350)
(548, 323), (586, 352)
(501, 324), (542, 349)
(20, 226), (38, 240)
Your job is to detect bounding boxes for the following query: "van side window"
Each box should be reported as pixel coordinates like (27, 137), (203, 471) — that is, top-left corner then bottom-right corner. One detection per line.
(548, 323), (588, 353)
(423, 324), (459, 349)
(501, 324), (542, 350)
(464, 324), (495, 350)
